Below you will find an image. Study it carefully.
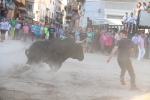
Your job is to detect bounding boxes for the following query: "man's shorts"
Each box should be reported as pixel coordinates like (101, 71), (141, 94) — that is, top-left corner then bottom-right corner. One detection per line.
(35, 34), (41, 38)
(1, 30), (6, 34)
(129, 22), (134, 26)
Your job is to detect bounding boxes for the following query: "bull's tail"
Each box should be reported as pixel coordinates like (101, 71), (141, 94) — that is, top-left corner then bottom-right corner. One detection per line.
(25, 49), (29, 57)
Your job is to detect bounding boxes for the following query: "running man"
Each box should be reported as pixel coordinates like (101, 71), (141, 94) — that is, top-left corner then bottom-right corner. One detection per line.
(107, 30), (137, 90)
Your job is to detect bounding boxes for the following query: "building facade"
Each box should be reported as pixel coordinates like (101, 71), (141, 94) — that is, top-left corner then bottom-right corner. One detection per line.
(77, 0), (149, 28)
(5, 0), (27, 19)
(55, 0), (64, 26)
(22, 0), (35, 23)
(65, 0), (80, 29)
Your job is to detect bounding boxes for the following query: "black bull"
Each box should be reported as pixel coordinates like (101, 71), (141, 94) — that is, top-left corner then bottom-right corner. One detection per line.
(25, 38), (84, 72)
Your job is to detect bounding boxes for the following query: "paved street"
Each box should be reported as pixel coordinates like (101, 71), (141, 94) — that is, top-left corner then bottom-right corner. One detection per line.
(0, 39), (150, 100)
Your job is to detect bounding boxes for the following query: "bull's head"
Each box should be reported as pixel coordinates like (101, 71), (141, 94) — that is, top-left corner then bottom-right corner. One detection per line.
(71, 41), (84, 61)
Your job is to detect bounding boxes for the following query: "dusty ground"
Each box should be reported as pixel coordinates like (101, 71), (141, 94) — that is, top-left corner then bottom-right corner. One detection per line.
(0, 49), (150, 100)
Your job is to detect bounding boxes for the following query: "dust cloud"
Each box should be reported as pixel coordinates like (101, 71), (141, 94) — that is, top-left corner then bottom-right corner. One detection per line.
(0, 47), (150, 100)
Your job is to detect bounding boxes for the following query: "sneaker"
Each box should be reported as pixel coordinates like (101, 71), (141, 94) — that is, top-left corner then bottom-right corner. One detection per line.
(120, 78), (126, 85)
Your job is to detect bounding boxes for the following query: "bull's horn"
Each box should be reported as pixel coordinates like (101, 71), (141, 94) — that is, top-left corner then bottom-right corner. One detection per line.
(75, 41), (83, 44)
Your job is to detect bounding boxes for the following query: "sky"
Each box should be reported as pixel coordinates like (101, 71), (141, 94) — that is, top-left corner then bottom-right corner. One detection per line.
(62, 0), (67, 5)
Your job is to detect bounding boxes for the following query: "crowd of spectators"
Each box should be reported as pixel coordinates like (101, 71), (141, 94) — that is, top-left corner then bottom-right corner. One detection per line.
(122, 2), (150, 33)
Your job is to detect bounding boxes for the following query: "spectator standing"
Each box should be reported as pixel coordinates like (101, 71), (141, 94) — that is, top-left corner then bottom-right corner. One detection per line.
(5, 18), (11, 40)
(105, 32), (114, 55)
(49, 24), (56, 40)
(79, 28), (87, 53)
(19, 19), (24, 40)
(34, 23), (42, 41)
(87, 17), (92, 29)
(100, 30), (107, 54)
(0, 18), (8, 42)
(122, 12), (128, 30)
(137, 32), (146, 61)
(87, 28), (93, 53)
(10, 17), (17, 39)
(114, 29), (120, 44)
(71, 28), (76, 38)
(134, 2), (141, 24)
(75, 28), (80, 41)
(58, 26), (64, 38)
(92, 29), (100, 52)
(140, 2), (146, 10)
(144, 34), (149, 59)
(14, 20), (21, 40)
(43, 25), (49, 40)
(132, 33), (139, 58)
(31, 23), (35, 42)
(147, 2), (150, 11)
(22, 22), (29, 42)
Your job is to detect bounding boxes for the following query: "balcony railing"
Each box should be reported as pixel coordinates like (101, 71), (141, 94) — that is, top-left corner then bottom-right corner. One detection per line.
(75, 0), (85, 2)
(56, 6), (61, 13)
(60, 11), (64, 16)
(22, 11), (35, 18)
(27, 0), (34, 3)
(65, 12), (73, 19)
(71, 4), (78, 11)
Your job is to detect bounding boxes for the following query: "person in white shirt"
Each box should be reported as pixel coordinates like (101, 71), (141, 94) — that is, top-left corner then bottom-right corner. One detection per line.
(132, 33), (139, 58)
(128, 12), (135, 33)
(14, 20), (21, 40)
(140, 2), (146, 10)
(5, 19), (11, 40)
(122, 12), (128, 30)
(0, 18), (8, 42)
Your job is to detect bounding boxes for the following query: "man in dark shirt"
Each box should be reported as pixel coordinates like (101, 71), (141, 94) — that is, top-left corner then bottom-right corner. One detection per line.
(49, 24), (56, 40)
(107, 30), (137, 90)
(79, 28), (87, 53)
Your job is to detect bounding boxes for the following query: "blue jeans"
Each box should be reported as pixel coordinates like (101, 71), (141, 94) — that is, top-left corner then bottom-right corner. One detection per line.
(23, 33), (28, 42)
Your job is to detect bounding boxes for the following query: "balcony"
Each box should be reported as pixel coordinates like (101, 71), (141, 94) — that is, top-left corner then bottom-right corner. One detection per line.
(71, 4), (78, 11)
(22, 11), (35, 18)
(65, 12), (73, 19)
(75, 0), (85, 2)
(60, 11), (64, 16)
(27, 0), (34, 3)
(56, 6), (61, 13)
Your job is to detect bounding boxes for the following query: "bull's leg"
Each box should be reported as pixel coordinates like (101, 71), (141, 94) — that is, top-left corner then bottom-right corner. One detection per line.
(53, 63), (62, 72)
(47, 62), (55, 71)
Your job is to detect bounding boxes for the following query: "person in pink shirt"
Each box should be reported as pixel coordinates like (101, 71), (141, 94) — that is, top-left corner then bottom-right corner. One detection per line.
(137, 32), (146, 60)
(22, 22), (29, 42)
(105, 32), (114, 55)
(100, 30), (107, 54)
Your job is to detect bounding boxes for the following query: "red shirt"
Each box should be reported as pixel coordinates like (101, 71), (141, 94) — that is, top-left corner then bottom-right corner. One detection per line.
(100, 34), (107, 44)
(105, 35), (114, 46)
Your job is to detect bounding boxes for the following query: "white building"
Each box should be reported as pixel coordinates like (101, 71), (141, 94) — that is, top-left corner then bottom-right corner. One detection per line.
(33, 0), (55, 24)
(78, 0), (149, 27)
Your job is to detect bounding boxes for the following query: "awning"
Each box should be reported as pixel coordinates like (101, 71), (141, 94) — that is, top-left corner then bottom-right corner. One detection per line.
(19, 7), (27, 13)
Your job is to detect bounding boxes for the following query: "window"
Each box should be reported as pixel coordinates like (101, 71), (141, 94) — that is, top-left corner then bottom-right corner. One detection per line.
(27, 4), (33, 11)
(107, 15), (123, 19)
(49, 12), (51, 18)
